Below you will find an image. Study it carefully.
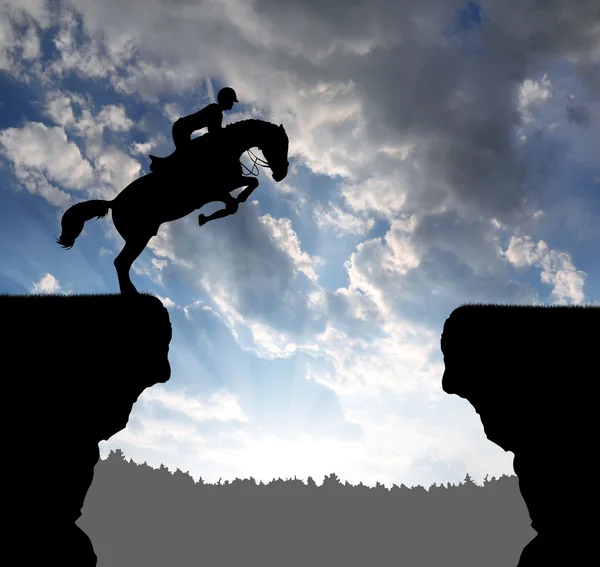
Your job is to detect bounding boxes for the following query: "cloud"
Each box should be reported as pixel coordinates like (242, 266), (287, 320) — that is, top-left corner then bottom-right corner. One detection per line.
(44, 90), (137, 153)
(141, 387), (249, 423)
(0, 122), (95, 190)
(341, 176), (410, 218)
(313, 201), (376, 237)
(518, 73), (552, 124)
(42, 90), (143, 199)
(31, 273), (62, 294)
(163, 103), (183, 123)
(47, 9), (120, 81)
(101, 387), (515, 488)
(0, 121), (96, 206)
(504, 235), (587, 304)
(91, 145), (141, 197)
(2, 0), (52, 29)
(319, 211), (542, 343)
(304, 322), (442, 398)
(155, 294), (177, 308)
(147, 202), (327, 344)
(96, 104), (135, 132)
(44, 92), (80, 128)
(1, 92), (142, 205)
(128, 140), (156, 155)
(0, 1), (47, 79)
(258, 214), (321, 282)
(6, 0), (597, 229)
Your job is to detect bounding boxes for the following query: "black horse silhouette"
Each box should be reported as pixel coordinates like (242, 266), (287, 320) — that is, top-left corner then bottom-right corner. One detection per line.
(56, 118), (290, 294)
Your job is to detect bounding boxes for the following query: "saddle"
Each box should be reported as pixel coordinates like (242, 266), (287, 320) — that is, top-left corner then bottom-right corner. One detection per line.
(148, 153), (174, 173)
(149, 133), (218, 174)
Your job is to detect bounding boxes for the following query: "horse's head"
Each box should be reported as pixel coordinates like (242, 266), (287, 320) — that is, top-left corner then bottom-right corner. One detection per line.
(260, 124), (289, 182)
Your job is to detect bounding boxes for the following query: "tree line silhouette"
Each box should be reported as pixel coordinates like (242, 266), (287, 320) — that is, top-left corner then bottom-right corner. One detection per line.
(77, 449), (535, 567)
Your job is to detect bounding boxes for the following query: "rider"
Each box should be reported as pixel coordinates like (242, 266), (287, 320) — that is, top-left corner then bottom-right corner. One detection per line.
(148, 87), (238, 173)
(172, 86), (239, 151)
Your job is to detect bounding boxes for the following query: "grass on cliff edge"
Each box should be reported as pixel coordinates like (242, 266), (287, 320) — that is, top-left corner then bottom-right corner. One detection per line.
(0, 292), (159, 303)
(2, 296), (597, 306)
(458, 302), (598, 309)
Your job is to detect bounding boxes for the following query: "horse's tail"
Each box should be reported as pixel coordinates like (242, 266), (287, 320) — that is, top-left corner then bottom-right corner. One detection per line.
(56, 199), (113, 249)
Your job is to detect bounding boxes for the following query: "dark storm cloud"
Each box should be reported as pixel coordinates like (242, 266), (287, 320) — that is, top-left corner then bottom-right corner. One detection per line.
(246, 0), (599, 224)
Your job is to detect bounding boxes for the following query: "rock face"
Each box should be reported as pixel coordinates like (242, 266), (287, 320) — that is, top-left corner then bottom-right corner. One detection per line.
(2, 292), (172, 566)
(440, 303), (599, 566)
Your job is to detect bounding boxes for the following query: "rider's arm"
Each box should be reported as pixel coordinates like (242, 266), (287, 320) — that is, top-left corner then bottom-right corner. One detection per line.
(172, 109), (208, 149)
(206, 108), (223, 134)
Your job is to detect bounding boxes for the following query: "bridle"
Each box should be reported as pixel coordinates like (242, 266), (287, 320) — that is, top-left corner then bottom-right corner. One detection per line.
(240, 148), (271, 177)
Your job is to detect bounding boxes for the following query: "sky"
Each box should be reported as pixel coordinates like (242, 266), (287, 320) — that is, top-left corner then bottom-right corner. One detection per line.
(1, 0), (599, 488)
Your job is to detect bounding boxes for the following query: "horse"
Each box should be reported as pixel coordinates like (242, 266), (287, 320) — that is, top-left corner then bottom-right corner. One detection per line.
(56, 118), (290, 295)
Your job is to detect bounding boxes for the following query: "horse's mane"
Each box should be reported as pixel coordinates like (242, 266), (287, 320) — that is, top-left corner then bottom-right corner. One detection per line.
(222, 118), (288, 152)
(225, 118), (281, 133)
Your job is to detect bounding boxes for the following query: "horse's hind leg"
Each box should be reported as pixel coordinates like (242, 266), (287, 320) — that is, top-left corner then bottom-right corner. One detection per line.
(114, 233), (154, 295)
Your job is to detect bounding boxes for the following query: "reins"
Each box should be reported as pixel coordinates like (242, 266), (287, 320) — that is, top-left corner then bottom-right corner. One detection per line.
(240, 148), (271, 177)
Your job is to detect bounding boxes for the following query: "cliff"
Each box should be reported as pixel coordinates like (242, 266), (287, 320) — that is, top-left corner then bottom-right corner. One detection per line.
(2, 292), (172, 566)
(441, 303), (599, 566)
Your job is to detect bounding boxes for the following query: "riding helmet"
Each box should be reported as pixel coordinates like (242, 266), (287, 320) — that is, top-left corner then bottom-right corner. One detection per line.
(217, 87), (239, 104)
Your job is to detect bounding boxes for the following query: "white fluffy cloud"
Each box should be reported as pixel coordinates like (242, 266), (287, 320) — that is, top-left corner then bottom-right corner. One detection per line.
(0, 1), (48, 78)
(0, 121), (96, 206)
(91, 146), (141, 197)
(31, 272), (62, 294)
(0, 109), (142, 204)
(43, 90), (142, 199)
(141, 387), (249, 423)
(48, 9), (120, 81)
(96, 104), (135, 132)
(313, 201), (376, 237)
(0, 122), (95, 189)
(258, 214), (321, 282)
(518, 74), (553, 125)
(504, 235), (587, 303)
(44, 90), (138, 155)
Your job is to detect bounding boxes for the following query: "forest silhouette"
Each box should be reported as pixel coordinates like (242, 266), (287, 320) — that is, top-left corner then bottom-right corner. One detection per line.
(78, 449), (534, 567)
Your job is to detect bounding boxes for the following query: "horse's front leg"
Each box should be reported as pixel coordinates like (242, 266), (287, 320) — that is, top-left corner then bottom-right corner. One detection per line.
(197, 176), (258, 227)
(198, 193), (239, 227)
(237, 176), (259, 203)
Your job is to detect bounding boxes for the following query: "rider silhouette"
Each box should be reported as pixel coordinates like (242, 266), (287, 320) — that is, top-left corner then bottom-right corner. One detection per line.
(148, 87), (238, 173)
(172, 87), (238, 151)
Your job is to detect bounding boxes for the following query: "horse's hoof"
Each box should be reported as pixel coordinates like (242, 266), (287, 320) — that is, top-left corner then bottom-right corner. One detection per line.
(198, 214), (207, 226)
